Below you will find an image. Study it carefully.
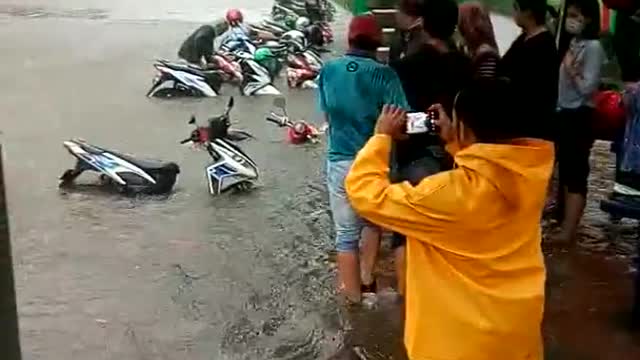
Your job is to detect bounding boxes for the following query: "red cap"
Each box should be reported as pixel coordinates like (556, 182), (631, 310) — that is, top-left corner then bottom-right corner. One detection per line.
(348, 15), (382, 45)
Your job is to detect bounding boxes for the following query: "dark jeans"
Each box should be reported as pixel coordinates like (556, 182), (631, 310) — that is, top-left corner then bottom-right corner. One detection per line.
(614, 12), (640, 83)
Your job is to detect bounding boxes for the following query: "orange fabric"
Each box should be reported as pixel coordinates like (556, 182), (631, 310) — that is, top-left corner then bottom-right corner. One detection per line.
(345, 134), (554, 360)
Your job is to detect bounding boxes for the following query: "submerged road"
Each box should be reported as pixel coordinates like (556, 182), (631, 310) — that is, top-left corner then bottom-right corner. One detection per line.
(3, 1), (638, 359)
(0, 1), (351, 359)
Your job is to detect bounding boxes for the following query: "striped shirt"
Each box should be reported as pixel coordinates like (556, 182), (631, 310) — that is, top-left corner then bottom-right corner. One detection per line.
(473, 49), (500, 79)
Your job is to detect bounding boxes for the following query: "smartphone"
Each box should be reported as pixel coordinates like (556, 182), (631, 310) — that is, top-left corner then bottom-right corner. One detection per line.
(406, 111), (438, 134)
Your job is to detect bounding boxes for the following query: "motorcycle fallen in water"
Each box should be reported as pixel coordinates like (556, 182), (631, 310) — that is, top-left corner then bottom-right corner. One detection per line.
(147, 59), (224, 98)
(286, 45), (322, 88)
(234, 51), (282, 96)
(60, 139), (180, 195)
(179, 97), (259, 195)
(266, 97), (322, 144)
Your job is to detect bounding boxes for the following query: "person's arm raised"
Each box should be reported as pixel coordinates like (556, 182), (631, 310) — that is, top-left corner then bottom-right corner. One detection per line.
(345, 106), (455, 241)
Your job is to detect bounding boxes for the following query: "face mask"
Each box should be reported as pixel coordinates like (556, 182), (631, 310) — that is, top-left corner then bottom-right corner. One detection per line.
(565, 18), (585, 35)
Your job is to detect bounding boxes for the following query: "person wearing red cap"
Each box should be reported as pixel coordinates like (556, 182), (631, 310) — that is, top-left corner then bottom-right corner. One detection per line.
(317, 14), (409, 304)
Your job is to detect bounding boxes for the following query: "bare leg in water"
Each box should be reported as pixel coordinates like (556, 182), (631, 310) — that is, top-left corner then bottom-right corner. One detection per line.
(553, 188), (586, 246)
(337, 251), (361, 303)
(338, 226), (380, 303)
(360, 226), (381, 291)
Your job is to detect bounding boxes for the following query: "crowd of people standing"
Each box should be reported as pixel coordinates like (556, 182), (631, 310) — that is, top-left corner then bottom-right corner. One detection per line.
(316, 0), (637, 358)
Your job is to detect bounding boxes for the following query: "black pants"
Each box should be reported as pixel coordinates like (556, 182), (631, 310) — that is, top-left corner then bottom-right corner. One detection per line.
(556, 107), (595, 196)
(390, 145), (447, 249)
(614, 12), (640, 83)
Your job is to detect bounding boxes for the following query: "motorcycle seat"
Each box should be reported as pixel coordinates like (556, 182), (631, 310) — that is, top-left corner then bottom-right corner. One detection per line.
(74, 141), (180, 173)
(158, 61), (219, 78)
(112, 152), (179, 172)
(600, 193), (640, 220)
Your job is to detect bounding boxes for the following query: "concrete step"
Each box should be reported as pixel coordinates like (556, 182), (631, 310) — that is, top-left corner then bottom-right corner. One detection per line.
(371, 9), (397, 28)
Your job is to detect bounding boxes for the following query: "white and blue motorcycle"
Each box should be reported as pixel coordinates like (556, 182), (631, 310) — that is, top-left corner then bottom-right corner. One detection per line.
(179, 97), (259, 195)
(59, 140), (180, 195)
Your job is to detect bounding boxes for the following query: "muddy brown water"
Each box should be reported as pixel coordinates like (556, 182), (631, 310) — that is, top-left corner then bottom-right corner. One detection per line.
(1, 1), (639, 359)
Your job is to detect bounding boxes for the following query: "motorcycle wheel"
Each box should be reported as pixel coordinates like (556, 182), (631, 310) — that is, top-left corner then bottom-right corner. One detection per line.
(233, 181), (254, 192)
(152, 88), (194, 98)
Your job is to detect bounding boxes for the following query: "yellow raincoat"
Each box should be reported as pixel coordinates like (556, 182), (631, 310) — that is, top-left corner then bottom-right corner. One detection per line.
(345, 134), (554, 360)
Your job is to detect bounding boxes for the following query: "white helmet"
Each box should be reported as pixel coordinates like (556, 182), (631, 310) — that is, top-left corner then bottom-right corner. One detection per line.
(282, 30), (307, 53)
(295, 17), (311, 31)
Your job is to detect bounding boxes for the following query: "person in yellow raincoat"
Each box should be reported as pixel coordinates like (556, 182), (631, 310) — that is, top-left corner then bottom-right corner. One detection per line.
(345, 78), (554, 360)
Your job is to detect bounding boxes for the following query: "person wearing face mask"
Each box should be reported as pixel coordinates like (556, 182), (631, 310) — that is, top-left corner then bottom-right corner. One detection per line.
(553, 0), (605, 245)
(345, 78), (554, 360)
(498, 0), (559, 141)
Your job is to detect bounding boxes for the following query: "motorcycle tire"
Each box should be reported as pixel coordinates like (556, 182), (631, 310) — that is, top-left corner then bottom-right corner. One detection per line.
(151, 87), (196, 98)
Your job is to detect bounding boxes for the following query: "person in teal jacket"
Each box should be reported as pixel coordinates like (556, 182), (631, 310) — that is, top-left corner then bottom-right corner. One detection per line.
(317, 15), (409, 303)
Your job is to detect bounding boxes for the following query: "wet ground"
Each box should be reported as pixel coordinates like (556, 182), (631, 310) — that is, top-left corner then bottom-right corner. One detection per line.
(1, 1), (639, 359)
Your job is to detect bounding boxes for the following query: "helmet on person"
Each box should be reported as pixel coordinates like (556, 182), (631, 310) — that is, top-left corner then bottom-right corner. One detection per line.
(593, 90), (627, 140)
(254, 47), (275, 62)
(225, 9), (244, 25)
(295, 17), (311, 31)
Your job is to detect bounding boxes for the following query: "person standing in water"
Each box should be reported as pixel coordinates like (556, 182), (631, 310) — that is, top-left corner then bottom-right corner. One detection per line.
(554, 0), (605, 244)
(317, 15), (409, 304)
(346, 78), (554, 360)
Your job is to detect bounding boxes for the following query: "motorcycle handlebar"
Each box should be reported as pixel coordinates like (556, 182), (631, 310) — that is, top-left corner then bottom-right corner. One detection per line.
(179, 138), (192, 144)
(266, 115), (290, 127)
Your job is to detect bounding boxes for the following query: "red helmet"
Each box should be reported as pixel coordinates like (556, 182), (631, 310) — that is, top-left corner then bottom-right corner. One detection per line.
(287, 122), (313, 144)
(225, 9), (243, 25)
(593, 90), (627, 140)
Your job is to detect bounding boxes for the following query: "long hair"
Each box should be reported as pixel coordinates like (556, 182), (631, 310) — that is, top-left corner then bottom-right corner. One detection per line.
(458, 2), (498, 54)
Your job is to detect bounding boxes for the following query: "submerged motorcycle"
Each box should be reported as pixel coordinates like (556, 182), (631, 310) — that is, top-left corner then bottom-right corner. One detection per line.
(147, 59), (224, 98)
(286, 46), (322, 88)
(60, 139), (180, 195)
(266, 97), (322, 144)
(234, 51), (282, 96)
(179, 97), (259, 195)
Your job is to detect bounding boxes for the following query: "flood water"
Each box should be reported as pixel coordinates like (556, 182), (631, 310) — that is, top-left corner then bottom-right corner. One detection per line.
(1, 1), (639, 359)
(0, 1), (349, 359)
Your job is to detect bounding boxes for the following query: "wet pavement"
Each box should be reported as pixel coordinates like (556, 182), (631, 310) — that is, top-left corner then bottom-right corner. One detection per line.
(1, 1), (639, 359)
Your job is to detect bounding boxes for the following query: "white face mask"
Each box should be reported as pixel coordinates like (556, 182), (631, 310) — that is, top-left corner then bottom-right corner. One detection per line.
(565, 18), (585, 35)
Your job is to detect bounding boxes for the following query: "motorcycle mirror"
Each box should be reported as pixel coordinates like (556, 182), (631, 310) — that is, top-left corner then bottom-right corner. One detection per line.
(189, 115), (196, 125)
